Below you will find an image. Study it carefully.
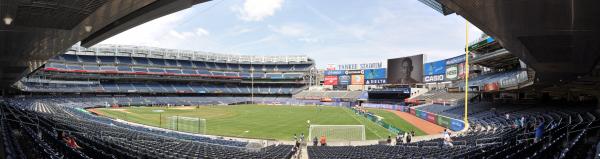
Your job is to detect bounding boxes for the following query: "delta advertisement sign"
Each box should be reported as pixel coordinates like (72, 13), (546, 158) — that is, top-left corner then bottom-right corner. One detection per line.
(365, 79), (387, 85)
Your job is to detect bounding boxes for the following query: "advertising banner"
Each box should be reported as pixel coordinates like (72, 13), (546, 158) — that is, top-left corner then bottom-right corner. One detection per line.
(426, 112), (436, 123)
(364, 68), (387, 79)
(387, 54), (424, 84)
(420, 111), (428, 120)
(415, 110), (423, 119)
(324, 76), (338, 85)
(409, 108), (416, 115)
(424, 74), (445, 83)
(436, 116), (450, 128)
(338, 75), (351, 85)
(344, 70), (364, 75)
(324, 70), (344, 76)
(446, 55), (466, 65)
(365, 79), (387, 85)
(445, 64), (458, 81)
(424, 60), (446, 76)
(351, 75), (365, 85)
(450, 119), (465, 131)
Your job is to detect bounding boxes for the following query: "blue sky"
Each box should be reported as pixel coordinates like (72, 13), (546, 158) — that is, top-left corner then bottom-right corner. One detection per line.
(100, 0), (482, 68)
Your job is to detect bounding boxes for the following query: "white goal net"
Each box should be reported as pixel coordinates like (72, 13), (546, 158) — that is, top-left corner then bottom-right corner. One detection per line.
(166, 116), (206, 134)
(308, 125), (366, 141)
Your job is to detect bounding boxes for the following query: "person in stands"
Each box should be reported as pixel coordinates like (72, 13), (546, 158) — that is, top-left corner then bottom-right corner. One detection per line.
(387, 136), (392, 145)
(320, 135), (327, 146)
(293, 134), (297, 141)
(534, 122), (544, 143)
(396, 133), (404, 145)
(64, 135), (81, 149)
(312, 136), (318, 146)
(443, 131), (453, 147)
(406, 132), (412, 143)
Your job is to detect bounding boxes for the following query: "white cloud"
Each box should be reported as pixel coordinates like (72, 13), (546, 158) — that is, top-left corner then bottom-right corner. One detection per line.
(234, 0), (283, 21)
(195, 27), (210, 36)
(270, 24), (306, 37)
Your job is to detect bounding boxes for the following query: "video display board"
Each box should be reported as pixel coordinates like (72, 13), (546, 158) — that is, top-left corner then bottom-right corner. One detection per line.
(364, 68), (386, 79)
(338, 75), (351, 85)
(424, 60), (446, 76)
(351, 75), (365, 85)
(387, 54), (424, 84)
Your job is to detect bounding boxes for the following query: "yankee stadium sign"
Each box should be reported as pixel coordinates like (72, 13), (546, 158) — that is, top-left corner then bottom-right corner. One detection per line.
(338, 62), (382, 70)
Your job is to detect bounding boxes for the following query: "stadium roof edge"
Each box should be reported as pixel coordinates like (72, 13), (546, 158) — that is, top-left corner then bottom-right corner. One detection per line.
(418, 0), (455, 15)
(68, 44), (314, 64)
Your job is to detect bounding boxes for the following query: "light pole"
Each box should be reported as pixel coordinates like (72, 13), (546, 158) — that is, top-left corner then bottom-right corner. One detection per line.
(251, 60), (254, 104)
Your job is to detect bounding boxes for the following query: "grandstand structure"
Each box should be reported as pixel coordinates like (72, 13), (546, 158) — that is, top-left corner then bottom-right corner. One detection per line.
(15, 45), (314, 96)
(0, 0), (599, 158)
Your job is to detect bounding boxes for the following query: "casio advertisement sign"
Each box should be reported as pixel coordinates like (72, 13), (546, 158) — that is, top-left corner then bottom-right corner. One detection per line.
(424, 75), (445, 82)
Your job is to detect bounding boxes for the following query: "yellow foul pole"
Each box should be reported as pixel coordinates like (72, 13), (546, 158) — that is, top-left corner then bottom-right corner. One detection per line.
(464, 21), (470, 124)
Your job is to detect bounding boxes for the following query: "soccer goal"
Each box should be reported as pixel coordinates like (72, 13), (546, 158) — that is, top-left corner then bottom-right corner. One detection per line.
(308, 125), (366, 141)
(166, 116), (207, 134)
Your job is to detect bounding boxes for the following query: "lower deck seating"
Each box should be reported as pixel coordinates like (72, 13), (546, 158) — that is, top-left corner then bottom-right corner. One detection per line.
(308, 103), (600, 159)
(1, 97), (298, 159)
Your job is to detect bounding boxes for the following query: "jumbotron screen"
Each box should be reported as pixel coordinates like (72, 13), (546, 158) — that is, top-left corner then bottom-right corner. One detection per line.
(387, 54), (424, 84)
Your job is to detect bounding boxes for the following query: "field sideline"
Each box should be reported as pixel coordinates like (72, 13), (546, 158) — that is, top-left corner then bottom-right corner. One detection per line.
(91, 104), (426, 141)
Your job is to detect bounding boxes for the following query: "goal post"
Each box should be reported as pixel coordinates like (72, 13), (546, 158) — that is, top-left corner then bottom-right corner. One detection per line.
(166, 116), (207, 134)
(308, 125), (366, 141)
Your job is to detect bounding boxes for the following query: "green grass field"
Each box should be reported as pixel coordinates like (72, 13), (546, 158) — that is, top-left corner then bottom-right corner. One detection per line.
(93, 105), (406, 141)
(365, 108), (426, 136)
